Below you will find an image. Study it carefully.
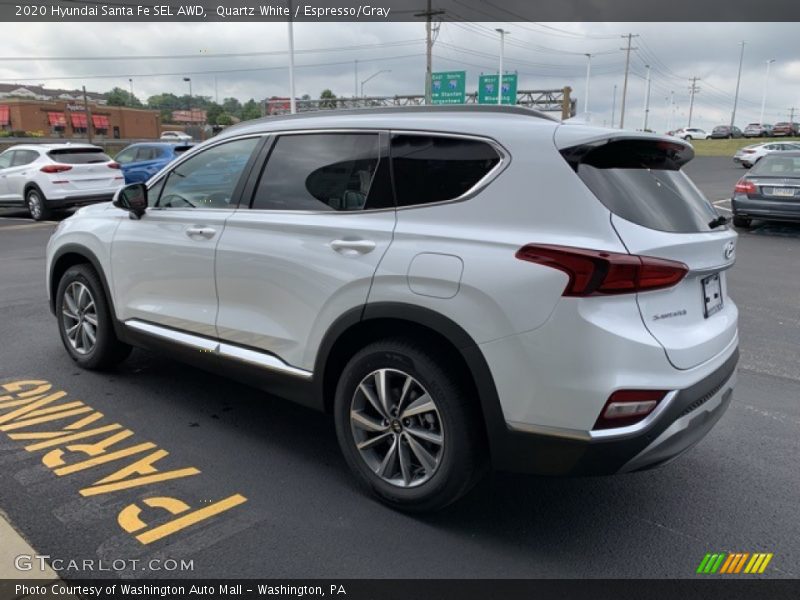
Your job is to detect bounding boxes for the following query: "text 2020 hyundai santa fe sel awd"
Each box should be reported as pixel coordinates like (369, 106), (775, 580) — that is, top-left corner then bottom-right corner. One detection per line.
(46, 106), (739, 511)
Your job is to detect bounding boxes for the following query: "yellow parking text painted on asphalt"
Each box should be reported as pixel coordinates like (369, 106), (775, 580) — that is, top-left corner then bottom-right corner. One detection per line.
(0, 379), (248, 545)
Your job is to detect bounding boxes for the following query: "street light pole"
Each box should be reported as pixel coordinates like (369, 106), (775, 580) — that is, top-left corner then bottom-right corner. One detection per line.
(183, 77), (191, 112)
(759, 59), (775, 124)
(611, 84), (617, 128)
(730, 41), (745, 128)
(583, 53), (592, 114)
(361, 69), (391, 98)
(128, 78), (134, 101)
(287, 0), (296, 114)
(496, 28), (509, 106)
(642, 64), (651, 131)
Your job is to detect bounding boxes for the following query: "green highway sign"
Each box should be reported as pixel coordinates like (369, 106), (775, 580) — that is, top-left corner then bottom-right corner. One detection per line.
(478, 73), (518, 105)
(431, 71), (466, 104)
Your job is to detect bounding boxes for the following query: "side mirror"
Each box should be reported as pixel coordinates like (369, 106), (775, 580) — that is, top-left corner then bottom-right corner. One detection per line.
(113, 183), (148, 220)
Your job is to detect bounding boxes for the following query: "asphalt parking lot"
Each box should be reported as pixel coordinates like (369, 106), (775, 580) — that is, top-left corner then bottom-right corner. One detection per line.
(0, 156), (798, 579)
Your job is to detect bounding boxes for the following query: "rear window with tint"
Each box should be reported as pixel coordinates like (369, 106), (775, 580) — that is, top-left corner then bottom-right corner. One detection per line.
(391, 135), (501, 207)
(750, 155), (800, 176)
(47, 148), (111, 164)
(561, 139), (719, 233)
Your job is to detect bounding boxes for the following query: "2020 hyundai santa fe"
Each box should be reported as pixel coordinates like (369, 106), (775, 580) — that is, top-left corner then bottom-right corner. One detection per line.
(46, 106), (739, 510)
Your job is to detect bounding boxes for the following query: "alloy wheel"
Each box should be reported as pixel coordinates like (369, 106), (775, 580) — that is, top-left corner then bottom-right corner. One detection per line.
(27, 191), (42, 220)
(61, 281), (98, 355)
(350, 368), (444, 488)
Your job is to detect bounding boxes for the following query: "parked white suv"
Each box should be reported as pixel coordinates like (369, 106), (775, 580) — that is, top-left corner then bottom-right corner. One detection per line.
(160, 130), (193, 142)
(0, 143), (123, 220)
(672, 127), (710, 141)
(46, 107), (739, 510)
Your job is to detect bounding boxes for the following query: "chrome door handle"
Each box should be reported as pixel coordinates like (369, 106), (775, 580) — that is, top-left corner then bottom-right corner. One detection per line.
(185, 226), (216, 239)
(330, 239), (376, 254)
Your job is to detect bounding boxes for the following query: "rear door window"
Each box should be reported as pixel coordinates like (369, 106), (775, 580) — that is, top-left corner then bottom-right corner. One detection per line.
(561, 139), (719, 233)
(391, 134), (501, 207)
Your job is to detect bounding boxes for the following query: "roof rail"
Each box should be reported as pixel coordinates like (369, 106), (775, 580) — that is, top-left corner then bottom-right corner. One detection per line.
(227, 104), (559, 131)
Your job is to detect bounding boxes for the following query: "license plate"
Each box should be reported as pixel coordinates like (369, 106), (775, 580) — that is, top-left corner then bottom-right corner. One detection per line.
(702, 273), (723, 318)
(771, 187), (795, 197)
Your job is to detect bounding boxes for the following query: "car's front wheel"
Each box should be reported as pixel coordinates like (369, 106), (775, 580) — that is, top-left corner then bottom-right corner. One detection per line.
(26, 187), (51, 221)
(56, 264), (132, 369)
(684, 135), (693, 140)
(334, 339), (486, 511)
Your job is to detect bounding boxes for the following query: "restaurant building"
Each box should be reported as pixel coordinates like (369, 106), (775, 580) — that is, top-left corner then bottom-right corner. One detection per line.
(0, 97), (161, 139)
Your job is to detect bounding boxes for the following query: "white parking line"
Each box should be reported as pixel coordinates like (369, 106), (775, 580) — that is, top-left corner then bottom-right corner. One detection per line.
(0, 222), (57, 231)
(713, 199), (733, 213)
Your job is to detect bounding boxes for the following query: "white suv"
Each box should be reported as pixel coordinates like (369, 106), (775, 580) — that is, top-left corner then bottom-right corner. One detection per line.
(0, 143), (123, 220)
(46, 107), (739, 510)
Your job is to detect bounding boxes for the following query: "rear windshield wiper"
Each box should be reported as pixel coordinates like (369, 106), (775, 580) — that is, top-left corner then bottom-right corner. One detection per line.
(708, 215), (729, 229)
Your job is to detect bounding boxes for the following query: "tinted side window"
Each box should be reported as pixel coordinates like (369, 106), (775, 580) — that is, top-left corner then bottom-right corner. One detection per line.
(0, 151), (12, 169)
(251, 133), (390, 211)
(156, 137), (259, 209)
(114, 147), (137, 164)
(391, 135), (501, 207)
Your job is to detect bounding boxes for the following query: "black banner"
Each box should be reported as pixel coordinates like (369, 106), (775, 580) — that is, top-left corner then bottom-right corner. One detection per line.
(3, 0), (800, 22)
(2, 579), (800, 600)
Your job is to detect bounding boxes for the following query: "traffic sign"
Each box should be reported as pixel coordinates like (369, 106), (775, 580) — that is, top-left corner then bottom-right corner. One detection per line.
(478, 74), (518, 105)
(431, 71), (466, 104)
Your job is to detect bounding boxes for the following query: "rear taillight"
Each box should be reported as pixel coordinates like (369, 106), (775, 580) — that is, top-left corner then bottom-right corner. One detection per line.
(734, 178), (756, 194)
(515, 244), (688, 296)
(594, 390), (669, 430)
(107, 162), (121, 169)
(40, 164), (72, 174)
(742, 149), (755, 154)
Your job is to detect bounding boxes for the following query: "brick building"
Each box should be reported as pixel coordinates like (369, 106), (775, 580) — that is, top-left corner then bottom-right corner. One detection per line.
(0, 98), (161, 140)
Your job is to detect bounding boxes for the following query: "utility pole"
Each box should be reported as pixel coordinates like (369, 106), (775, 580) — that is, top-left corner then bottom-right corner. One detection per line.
(789, 107), (796, 123)
(688, 77), (700, 127)
(416, 0), (445, 104)
(642, 64), (651, 131)
(611, 84), (617, 128)
(496, 28), (509, 106)
(730, 41), (745, 128)
(354, 59), (358, 99)
(584, 53), (592, 114)
(669, 90), (675, 132)
(82, 85), (93, 144)
(619, 33), (638, 129)
(287, 0), (296, 114)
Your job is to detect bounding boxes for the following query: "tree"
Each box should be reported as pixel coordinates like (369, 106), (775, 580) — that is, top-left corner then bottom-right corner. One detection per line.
(216, 113), (234, 126)
(240, 99), (262, 121)
(222, 97), (243, 118)
(319, 89), (337, 109)
(105, 87), (142, 107)
(205, 102), (224, 125)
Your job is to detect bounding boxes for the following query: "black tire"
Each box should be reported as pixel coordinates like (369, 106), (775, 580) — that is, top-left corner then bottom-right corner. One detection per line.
(26, 187), (51, 221)
(733, 216), (752, 229)
(55, 264), (132, 369)
(684, 135), (692, 141)
(334, 338), (486, 512)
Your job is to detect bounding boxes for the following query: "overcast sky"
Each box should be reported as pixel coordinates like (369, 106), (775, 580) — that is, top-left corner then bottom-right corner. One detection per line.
(2, 22), (799, 131)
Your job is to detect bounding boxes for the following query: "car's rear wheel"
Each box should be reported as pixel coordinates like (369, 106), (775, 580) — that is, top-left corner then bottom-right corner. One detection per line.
(26, 187), (51, 221)
(334, 338), (486, 511)
(56, 264), (132, 369)
(733, 216), (752, 229)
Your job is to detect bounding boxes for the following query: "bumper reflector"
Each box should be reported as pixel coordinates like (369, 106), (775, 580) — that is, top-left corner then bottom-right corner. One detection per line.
(594, 390), (668, 430)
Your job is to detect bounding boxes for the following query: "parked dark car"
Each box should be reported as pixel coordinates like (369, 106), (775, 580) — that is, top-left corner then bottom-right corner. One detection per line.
(114, 142), (194, 184)
(772, 122), (800, 137)
(710, 125), (743, 139)
(731, 151), (800, 228)
(743, 123), (773, 138)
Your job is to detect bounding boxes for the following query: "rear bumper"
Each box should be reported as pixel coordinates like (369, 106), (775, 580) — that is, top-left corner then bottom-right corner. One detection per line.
(732, 196), (800, 222)
(489, 347), (738, 476)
